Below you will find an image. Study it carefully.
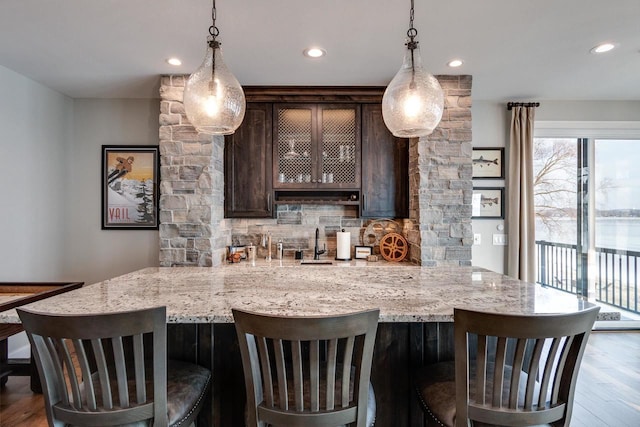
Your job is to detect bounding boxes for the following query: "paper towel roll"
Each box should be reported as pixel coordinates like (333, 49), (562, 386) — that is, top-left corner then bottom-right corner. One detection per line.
(336, 230), (351, 260)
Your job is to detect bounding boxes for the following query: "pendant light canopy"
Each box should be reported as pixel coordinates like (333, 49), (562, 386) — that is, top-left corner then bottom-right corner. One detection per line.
(382, 0), (444, 138)
(184, 0), (245, 135)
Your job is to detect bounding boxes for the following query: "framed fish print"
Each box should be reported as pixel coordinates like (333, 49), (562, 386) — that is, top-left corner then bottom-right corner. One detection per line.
(101, 145), (159, 229)
(472, 187), (504, 219)
(472, 147), (504, 179)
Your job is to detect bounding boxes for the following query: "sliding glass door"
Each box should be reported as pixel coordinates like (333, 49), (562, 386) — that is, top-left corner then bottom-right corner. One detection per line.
(534, 137), (640, 320)
(593, 139), (640, 315)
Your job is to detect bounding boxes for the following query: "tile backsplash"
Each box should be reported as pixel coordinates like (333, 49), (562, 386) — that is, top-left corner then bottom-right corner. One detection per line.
(230, 205), (381, 260)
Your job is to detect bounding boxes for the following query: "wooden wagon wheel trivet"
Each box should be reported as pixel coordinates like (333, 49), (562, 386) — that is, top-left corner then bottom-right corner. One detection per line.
(379, 232), (408, 262)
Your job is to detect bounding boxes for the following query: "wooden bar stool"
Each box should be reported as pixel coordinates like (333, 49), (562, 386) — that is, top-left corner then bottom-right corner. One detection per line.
(18, 306), (211, 427)
(415, 307), (600, 427)
(233, 308), (379, 427)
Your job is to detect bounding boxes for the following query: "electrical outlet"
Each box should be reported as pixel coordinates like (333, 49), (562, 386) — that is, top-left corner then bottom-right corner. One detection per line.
(473, 233), (482, 245)
(493, 234), (507, 245)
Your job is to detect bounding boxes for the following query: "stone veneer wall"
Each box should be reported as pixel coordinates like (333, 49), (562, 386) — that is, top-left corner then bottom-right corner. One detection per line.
(407, 75), (473, 266)
(158, 75), (229, 266)
(158, 75), (472, 266)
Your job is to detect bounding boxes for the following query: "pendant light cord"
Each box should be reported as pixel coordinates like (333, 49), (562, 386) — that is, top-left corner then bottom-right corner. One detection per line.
(406, 0), (418, 84)
(208, 0), (220, 89)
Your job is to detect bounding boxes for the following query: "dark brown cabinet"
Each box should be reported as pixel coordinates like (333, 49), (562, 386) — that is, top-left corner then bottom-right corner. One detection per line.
(361, 104), (409, 218)
(224, 103), (273, 218)
(223, 88), (408, 219)
(273, 104), (361, 190)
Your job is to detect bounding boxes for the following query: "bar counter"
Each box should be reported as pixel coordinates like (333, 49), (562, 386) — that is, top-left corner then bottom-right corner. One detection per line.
(0, 262), (598, 426)
(0, 261), (594, 324)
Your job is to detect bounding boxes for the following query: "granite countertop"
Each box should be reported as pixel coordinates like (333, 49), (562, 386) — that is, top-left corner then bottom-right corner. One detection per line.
(0, 259), (601, 324)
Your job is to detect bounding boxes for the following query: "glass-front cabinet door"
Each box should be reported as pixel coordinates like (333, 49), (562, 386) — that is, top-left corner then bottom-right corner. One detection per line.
(274, 105), (314, 186)
(274, 104), (360, 189)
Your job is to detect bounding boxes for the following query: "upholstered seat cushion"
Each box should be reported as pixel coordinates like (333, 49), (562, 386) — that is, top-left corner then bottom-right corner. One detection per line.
(166, 360), (211, 426)
(70, 359), (210, 427)
(415, 361), (549, 427)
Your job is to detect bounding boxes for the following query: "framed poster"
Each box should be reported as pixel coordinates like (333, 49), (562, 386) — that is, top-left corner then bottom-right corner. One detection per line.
(472, 187), (504, 219)
(101, 145), (159, 229)
(472, 147), (504, 179)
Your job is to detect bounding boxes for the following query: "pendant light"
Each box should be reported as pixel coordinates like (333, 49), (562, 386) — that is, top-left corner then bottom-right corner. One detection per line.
(184, 0), (245, 135)
(382, 0), (444, 138)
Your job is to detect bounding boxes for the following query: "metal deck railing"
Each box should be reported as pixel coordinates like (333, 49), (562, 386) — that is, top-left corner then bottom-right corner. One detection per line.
(536, 240), (640, 315)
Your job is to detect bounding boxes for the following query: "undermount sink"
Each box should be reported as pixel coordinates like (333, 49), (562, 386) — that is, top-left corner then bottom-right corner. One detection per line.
(300, 260), (334, 265)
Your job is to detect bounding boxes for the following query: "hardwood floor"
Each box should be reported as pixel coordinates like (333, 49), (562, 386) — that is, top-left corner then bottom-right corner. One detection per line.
(0, 375), (47, 426)
(570, 331), (640, 427)
(1, 331), (639, 427)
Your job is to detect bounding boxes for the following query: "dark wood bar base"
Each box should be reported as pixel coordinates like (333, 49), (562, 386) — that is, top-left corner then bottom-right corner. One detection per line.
(168, 322), (455, 427)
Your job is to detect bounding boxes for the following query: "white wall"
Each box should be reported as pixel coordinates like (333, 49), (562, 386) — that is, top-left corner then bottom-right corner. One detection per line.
(471, 99), (640, 275)
(0, 65), (73, 280)
(536, 101), (640, 121)
(0, 68), (160, 357)
(470, 101), (509, 273)
(65, 99), (160, 286)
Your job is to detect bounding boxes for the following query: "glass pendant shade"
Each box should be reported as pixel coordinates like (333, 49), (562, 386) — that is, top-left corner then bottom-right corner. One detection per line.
(382, 46), (444, 138)
(184, 43), (246, 135)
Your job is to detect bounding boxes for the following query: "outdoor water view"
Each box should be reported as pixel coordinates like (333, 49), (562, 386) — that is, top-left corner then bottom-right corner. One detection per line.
(534, 138), (640, 318)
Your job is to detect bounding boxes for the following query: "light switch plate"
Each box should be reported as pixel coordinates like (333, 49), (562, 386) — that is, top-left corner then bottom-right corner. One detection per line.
(493, 234), (507, 245)
(473, 233), (482, 245)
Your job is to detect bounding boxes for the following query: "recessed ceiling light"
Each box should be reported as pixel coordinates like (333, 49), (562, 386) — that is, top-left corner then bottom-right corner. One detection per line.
(166, 58), (182, 66)
(303, 47), (326, 58)
(447, 59), (464, 68)
(590, 43), (616, 54)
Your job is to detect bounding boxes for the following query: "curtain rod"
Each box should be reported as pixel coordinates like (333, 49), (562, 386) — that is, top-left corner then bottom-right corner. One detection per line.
(507, 102), (540, 110)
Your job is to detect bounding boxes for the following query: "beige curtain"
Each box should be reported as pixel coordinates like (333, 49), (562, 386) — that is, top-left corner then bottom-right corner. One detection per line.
(507, 106), (536, 282)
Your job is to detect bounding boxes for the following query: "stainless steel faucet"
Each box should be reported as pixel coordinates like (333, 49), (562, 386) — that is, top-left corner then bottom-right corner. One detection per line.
(314, 227), (326, 260)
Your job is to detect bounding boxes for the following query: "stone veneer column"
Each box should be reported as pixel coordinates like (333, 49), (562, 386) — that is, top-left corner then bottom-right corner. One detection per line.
(158, 75), (229, 266)
(407, 75), (473, 266)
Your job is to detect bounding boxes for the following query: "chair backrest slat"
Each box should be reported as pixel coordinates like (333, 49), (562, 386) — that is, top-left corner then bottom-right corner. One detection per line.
(111, 336), (130, 408)
(552, 335), (574, 404)
(291, 340), (304, 411)
(326, 338), (338, 410)
(132, 333), (146, 404)
(475, 334), (487, 405)
(524, 338), (545, 410)
(58, 338), (82, 408)
(538, 337), (561, 408)
(492, 337), (507, 407)
(508, 338), (527, 408)
(454, 306), (600, 427)
(234, 308), (379, 427)
(310, 339), (320, 411)
(17, 306), (168, 427)
(256, 336), (272, 407)
(91, 338), (113, 409)
(274, 338), (288, 410)
(45, 337), (70, 406)
(72, 338), (97, 410)
(342, 336), (355, 407)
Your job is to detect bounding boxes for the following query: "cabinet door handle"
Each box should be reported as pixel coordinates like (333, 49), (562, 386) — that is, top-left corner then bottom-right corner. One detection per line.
(362, 194), (366, 209)
(267, 193), (271, 212)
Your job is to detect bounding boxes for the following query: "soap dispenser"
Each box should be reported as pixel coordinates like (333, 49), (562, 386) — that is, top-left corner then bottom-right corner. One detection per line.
(277, 239), (284, 260)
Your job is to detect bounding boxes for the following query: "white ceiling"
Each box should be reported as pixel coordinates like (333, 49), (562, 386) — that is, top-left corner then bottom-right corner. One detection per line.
(1, 0), (638, 101)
